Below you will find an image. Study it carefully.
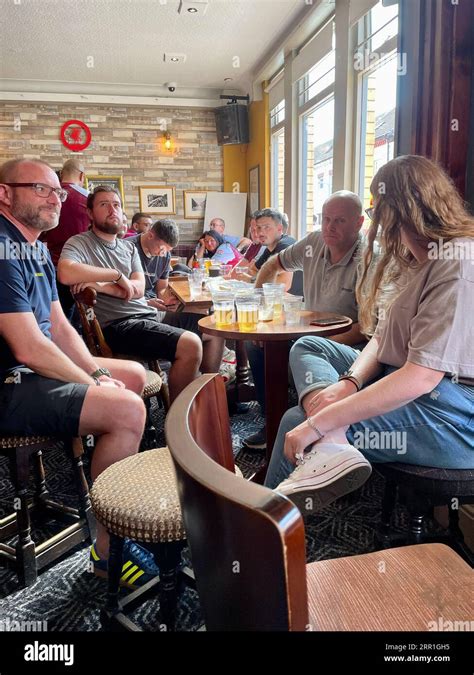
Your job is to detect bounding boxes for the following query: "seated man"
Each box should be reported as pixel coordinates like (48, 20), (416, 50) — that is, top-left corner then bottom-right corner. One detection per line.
(0, 159), (157, 586)
(209, 216), (251, 251)
(129, 218), (224, 372)
(244, 194), (367, 451)
(57, 185), (202, 402)
(124, 212), (152, 238)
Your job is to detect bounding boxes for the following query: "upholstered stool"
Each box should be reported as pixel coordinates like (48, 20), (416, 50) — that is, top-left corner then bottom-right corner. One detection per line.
(376, 462), (474, 564)
(0, 435), (96, 586)
(90, 447), (187, 631)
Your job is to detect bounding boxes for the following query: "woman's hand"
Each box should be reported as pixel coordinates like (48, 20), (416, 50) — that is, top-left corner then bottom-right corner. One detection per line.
(302, 380), (358, 417)
(284, 418), (321, 464)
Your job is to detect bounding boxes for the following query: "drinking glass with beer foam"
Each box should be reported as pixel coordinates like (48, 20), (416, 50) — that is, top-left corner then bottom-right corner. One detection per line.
(236, 298), (260, 332)
(213, 294), (235, 329)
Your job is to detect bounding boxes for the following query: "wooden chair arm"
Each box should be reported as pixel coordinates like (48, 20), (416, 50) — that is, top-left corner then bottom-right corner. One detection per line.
(73, 287), (97, 307)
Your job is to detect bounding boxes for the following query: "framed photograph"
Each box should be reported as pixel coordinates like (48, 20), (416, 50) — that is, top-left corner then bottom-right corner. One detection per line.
(248, 165), (260, 215)
(85, 175), (125, 207)
(138, 185), (176, 215)
(183, 190), (208, 219)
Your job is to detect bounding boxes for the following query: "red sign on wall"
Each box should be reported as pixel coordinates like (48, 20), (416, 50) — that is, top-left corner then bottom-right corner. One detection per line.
(60, 120), (92, 152)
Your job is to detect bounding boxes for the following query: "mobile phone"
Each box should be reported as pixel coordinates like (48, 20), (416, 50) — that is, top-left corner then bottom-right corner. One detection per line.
(310, 318), (345, 326)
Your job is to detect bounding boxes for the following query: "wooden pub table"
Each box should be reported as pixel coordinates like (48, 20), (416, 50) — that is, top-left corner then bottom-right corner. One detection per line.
(168, 279), (212, 313)
(199, 311), (352, 482)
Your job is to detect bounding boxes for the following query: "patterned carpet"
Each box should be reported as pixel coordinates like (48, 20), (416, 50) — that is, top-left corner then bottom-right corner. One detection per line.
(0, 395), (443, 631)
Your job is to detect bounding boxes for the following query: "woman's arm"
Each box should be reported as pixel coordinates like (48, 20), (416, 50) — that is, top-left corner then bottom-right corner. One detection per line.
(285, 361), (445, 462)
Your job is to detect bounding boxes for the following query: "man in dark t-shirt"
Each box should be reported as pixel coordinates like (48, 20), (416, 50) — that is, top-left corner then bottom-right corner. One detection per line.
(0, 158), (160, 585)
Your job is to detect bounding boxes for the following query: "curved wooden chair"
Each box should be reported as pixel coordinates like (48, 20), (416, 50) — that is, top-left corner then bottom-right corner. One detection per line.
(166, 374), (473, 631)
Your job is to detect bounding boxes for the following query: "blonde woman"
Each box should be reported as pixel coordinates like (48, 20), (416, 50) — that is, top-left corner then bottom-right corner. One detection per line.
(265, 155), (474, 509)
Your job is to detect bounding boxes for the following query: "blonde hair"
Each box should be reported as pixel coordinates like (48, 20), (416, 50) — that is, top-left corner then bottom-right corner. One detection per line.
(357, 155), (474, 334)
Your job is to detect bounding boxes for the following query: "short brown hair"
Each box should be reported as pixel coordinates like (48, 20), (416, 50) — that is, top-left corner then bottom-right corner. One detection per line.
(86, 184), (122, 210)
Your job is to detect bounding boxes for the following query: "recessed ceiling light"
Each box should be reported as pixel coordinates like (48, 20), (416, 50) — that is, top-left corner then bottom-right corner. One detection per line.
(163, 53), (187, 64)
(178, 0), (208, 16)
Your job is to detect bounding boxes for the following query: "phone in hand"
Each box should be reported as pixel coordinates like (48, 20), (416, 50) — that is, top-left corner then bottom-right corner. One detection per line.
(310, 318), (345, 326)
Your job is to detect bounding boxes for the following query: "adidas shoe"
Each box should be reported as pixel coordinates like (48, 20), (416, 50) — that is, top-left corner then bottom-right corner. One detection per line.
(90, 540), (160, 589)
(276, 443), (372, 514)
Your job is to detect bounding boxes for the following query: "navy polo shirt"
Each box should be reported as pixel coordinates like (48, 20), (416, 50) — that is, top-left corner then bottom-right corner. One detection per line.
(0, 214), (58, 377)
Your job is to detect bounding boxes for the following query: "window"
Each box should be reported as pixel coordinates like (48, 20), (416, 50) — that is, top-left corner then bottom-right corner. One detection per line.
(354, 1), (399, 211)
(270, 100), (285, 129)
(271, 128), (285, 213)
(298, 50), (335, 108)
(300, 95), (334, 235)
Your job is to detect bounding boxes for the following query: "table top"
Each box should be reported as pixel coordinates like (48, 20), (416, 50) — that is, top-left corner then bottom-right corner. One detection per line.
(169, 279), (212, 308)
(198, 311), (352, 341)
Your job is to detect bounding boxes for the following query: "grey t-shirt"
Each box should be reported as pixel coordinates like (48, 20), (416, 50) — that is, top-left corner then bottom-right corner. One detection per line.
(376, 240), (474, 383)
(278, 231), (363, 322)
(60, 230), (157, 327)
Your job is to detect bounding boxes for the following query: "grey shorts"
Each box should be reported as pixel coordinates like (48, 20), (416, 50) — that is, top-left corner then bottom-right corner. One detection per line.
(0, 369), (88, 437)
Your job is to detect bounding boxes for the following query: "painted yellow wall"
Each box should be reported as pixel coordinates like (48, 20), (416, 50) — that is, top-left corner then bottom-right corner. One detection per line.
(222, 94), (270, 231)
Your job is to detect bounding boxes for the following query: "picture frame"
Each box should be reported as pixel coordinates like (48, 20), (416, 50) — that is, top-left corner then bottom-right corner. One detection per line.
(248, 165), (260, 215)
(138, 185), (176, 215)
(84, 175), (125, 208)
(183, 190), (209, 219)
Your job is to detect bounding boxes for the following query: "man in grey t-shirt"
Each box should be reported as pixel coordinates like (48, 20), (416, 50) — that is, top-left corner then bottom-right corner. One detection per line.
(243, 191), (367, 451)
(58, 186), (202, 402)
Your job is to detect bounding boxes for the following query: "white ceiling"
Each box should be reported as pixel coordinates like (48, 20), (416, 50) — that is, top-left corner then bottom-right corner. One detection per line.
(0, 0), (308, 99)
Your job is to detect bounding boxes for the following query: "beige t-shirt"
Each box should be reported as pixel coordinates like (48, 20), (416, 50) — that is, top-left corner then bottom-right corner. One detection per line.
(376, 238), (474, 383)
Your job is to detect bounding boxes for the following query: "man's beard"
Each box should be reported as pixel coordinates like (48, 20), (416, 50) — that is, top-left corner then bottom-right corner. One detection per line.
(11, 201), (59, 231)
(94, 220), (121, 235)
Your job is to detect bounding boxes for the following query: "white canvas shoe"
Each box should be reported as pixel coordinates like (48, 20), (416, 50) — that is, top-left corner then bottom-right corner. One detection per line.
(275, 443), (372, 514)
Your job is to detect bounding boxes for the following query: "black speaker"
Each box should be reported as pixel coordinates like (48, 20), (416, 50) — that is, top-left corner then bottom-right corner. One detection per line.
(214, 104), (249, 145)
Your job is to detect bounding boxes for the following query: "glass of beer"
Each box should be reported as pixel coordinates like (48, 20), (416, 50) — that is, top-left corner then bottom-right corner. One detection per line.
(213, 294), (235, 329)
(263, 283), (285, 320)
(236, 298), (260, 332)
(258, 292), (274, 322)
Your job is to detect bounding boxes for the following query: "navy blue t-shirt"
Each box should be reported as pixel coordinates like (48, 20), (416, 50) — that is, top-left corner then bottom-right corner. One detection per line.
(128, 234), (171, 300)
(0, 214), (58, 377)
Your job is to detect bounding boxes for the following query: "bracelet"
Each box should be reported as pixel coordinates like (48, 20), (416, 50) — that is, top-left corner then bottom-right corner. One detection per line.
(338, 372), (363, 391)
(90, 367), (111, 379)
(306, 417), (325, 441)
(93, 377), (101, 386)
(114, 270), (122, 283)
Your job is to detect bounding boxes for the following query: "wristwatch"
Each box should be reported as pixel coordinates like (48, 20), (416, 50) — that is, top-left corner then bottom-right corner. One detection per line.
(338, 370), (363, 391)
(90, 367), (112, 380)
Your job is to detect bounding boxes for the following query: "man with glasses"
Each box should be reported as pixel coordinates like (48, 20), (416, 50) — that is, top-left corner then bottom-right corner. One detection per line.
(43, 158), (90, 319)
(243, 193), (367, 452)
(0, 158), (162, 587)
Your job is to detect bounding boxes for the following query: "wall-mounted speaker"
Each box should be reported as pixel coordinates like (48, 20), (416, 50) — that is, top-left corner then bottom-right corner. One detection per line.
(214, 104), (249, 145)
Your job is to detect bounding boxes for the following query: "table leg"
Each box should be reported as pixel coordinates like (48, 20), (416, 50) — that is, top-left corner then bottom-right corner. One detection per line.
(264, 340), (290, 466)
(227, 341), (255, 412)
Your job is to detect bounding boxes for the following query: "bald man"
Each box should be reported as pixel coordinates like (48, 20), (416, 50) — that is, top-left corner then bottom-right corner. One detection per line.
(243, 191), (368, 451)
(43, 158), (90, 317)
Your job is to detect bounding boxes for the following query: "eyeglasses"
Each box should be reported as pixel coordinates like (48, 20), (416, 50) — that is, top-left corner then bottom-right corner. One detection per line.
(365, 207), (374, 220)
(5, 183), (68, 202)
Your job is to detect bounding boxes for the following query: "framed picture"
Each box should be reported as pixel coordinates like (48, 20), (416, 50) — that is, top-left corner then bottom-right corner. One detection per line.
(138, 185), (176, 215)
(248, 165), (260, 215)
(183, 190), (208, 219)
(85, 175), (125, 207)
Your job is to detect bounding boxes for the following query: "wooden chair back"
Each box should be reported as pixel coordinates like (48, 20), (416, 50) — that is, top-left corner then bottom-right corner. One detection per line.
(165, 374), (308, 631)
(73, 287), (112, 358)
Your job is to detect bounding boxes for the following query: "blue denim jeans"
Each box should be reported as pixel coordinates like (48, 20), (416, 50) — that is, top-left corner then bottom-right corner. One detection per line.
(265, 336), (474, 488)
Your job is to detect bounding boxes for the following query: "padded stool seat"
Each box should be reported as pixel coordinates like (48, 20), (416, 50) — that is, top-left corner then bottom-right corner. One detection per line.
(143, 370), (162, 399)
(90, 448), (184, 543)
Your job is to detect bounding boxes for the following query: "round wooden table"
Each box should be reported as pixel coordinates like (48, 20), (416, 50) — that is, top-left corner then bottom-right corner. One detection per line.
(199, 311), (352, 480)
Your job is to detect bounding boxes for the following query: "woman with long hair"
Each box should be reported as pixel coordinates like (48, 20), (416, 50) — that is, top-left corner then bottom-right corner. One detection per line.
(265, 155), (474, 509)
(189, 229), (243, 268)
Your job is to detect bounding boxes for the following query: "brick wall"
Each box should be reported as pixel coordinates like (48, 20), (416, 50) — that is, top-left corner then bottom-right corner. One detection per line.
(0, 101), (223, 242)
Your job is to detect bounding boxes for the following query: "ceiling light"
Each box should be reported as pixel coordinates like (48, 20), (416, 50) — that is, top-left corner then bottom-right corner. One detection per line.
(178, 1), (208, 16)
(171, 57), (179, 62)
(163, 52), (187, 64)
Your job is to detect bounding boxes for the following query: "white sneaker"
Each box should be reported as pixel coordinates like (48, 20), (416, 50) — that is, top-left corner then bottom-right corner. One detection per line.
(275, 443), (372, 514)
